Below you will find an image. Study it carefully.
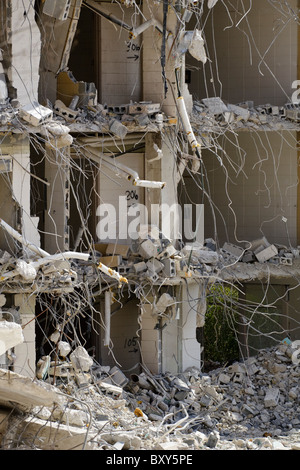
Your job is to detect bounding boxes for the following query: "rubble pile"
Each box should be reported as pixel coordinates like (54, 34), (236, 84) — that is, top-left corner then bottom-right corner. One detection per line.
(1, 342), (300, 450)
(219, 236), (299, 267)
(192, 97), (300, 135)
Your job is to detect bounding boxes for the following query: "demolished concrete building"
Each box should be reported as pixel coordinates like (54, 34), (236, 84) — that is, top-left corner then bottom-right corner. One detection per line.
(0, 0), (299, 413)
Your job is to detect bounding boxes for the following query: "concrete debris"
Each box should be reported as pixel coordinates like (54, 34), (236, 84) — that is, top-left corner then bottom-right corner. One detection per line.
(0, 321), (24, 356)
(192, 98), (300, 134)
(1, 342), (300, 449)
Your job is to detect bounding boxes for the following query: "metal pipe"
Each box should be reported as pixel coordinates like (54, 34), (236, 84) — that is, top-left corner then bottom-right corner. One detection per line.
(104, 290), (111, 347)
(0, 218), (50, 258)
(130, 374), (154, 390)
(176, 96), (201, 152)
(83, 0), (132, 31)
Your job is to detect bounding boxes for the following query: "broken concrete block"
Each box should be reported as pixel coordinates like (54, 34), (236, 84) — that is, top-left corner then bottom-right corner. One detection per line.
(161, 258), (176, 277)
(0, 321), (24, 356)
(219, 373), (231, 384)
(50, 330), (60, 343)
(138, 239), (158, 259)
(70, 346), (93, 372)
(242, 250), (255, 263)
(279, 256), (293, 265)
(57, 71), (97, 108)
(101, 431), (141, 450)
(255, 244), (278, 262)
(146, 258), (164, 274)
(109, 366), (129, 387)
(153, 293), (174, 314)
(36, 355), (51, 380)
(19, 101), (53, 127)
(133, 261), (147, 273)
(156, 441), (185, 450)
(109, 119), (128, 139)
(157, 244), (177, 259)
(188, 29), (207, 64)
(202, 97), (228, 114)
(128, 102), (160, 115)
(54, 100), (78, 122)
(43, 0), (71, 21)
(15, 260), (37, 281)
(58, 341), (71, 357)
(228, 104), (250, 121)
(205, 431), (219, 448)
(264, 387), (280, 407)
(97, 381), (123, 398)
(250, 237), (270, 252)
(222, 242), (244, 259)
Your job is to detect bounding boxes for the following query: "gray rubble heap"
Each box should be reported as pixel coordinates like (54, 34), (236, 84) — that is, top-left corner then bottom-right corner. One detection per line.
(1, 341), (300, 450)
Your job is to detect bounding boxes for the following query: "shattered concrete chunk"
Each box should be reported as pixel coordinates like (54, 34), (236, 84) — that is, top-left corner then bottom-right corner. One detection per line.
(19, 101), (53, 127)
(0, 321), (24, 355)
(0, 369), (60, 409)
(15, 260), (37, 280)
(264, 387), (280, 407)
(188, 30), (207, 64)
(70, 346), (93, 372)
(101, 432), (141, 450)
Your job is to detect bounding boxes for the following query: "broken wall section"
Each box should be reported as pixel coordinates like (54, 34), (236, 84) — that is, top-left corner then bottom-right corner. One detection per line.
(187, 0), (298, 106)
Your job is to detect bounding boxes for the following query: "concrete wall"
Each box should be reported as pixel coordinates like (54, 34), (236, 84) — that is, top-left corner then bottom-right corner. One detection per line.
(187, 0), (298, 106)
(10, 0), (41, 105)
(99, 297), (141, 375)
(201, 130), (298, 247)
(98, 3), (142, 106)
(98, 152), (145, 243)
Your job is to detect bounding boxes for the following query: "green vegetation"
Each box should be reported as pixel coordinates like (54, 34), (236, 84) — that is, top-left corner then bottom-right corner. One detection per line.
(203, 284), (240, 365)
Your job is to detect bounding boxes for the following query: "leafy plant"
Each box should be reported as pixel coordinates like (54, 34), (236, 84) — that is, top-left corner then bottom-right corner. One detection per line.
(203, 284), (239, 365)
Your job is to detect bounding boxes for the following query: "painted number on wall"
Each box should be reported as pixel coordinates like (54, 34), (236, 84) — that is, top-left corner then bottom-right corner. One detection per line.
(124, 336), (139, 353)
(126, 41), (140, 61)
(125, 190), (139, 201)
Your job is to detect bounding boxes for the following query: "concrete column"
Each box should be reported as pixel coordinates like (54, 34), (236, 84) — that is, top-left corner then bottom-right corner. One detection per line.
(12, 152), (40, 255)
(44, 146), (70, 254)
(179, 282), (201, 371)
(145, 131), (180, 243)
(142, 1), (177, 117)
(140, 303), (160, 374)
(13, 293), (36, 378)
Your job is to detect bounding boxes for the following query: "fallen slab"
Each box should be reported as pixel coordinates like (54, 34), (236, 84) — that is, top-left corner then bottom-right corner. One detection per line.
(0, 368), (60, 410)
(15, 416), (95, 450)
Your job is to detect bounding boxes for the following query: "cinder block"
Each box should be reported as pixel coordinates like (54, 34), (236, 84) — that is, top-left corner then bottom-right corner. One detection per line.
(161, 258), (176, 277)
(222, 242), (244, 259)
(264, 387), (280, 407)
(255, 245), (278, 262)
(279, 256), (293, 265)
(146, 258), (164, 274)
(128, 102), (161, 115)
(54, 100), (78, 122)
(138, 239), (158, 259)
(20, 102), (53, 127)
